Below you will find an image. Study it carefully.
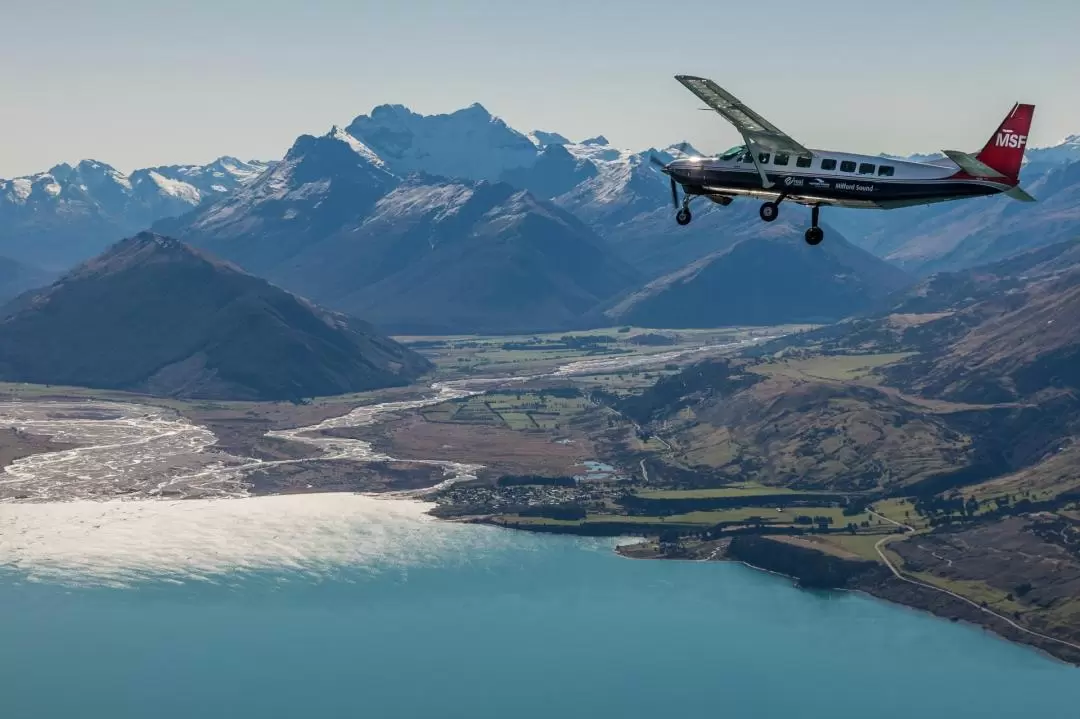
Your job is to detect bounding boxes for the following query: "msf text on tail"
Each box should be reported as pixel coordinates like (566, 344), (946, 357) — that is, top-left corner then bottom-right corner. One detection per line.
(657, 75), (1037, 245)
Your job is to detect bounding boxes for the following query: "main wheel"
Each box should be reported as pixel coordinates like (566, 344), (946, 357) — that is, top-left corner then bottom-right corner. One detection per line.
(759, 202), (779, 222)
(675, 208), (692, 226)
(805, 227), (824, 245)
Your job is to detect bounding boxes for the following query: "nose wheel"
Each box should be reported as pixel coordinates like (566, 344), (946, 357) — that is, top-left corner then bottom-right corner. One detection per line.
(804, 205), (824, 245)
(676, 207), (692, 225)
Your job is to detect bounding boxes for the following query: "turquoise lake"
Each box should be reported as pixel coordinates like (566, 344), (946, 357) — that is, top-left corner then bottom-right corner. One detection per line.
(1, 495), (1077, 718)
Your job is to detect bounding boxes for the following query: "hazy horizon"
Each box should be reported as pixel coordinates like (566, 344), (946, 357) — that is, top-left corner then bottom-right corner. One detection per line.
(4, 0), (1079, 177)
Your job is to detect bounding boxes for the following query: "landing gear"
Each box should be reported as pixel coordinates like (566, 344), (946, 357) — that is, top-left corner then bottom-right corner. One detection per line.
(759, 201), (779, 222)
(675, 207), (692, 225)
(804, 205), (824, 245)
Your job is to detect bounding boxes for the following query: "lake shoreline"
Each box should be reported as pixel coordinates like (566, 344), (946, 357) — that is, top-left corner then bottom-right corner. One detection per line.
(607, 533), (1080, 667)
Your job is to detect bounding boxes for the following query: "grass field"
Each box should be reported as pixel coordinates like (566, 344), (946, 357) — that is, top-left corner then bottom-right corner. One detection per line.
(421, 391), (590, 431)
(811, 533), (894, 562)
(868, 497), (928, 530)
(405, 326), (803, 380)
(749, 352), (915, 383)
(499, 504), (878, 531)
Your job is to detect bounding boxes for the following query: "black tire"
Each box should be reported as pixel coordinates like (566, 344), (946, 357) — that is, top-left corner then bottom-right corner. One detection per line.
(805, 227), (824, 245)
(676, 208), (692, 226)
(759, 202), (779, 222)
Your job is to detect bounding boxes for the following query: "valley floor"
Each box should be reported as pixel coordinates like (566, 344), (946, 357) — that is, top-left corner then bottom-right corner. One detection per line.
(3, 327), (1079, 665)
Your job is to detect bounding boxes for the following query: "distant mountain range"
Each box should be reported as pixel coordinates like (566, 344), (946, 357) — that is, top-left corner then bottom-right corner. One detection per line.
(156, 127), (641, 334)
(0, 157), (270, 270)
(0, 233), (430, 400)
(3, 101), (1080, 334)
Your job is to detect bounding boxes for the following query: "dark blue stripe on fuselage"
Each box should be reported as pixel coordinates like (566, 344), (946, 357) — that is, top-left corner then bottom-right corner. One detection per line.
(673, 167), (1002, 204)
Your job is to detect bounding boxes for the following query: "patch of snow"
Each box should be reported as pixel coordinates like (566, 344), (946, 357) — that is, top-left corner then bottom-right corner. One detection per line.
(327, 126), (387, 168)
(210, 184), (228, 193)
(147, 171), (201, 204)
(8, 178), (32, 203)
(370, 182), (475, 224)
(529, 130), (571, 147)
(109, 171), (133, 190)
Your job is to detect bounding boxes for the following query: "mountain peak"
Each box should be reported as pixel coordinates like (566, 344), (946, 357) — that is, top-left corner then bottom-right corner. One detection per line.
(322, 125), (386, 167)
(70, 232), (218, 282)
(346, 100), (537, 182)
(581, 136), (610, 146)
(0, 233), (430, 400)
(460, 102), (492, 118)
(529, 130), (571, 147)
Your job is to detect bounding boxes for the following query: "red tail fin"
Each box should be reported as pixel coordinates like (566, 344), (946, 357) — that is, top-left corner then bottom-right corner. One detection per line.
(976, 103), (1035, 183)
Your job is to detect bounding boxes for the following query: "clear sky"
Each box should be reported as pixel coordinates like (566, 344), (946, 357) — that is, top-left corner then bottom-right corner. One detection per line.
(3, 0), (1079, 177)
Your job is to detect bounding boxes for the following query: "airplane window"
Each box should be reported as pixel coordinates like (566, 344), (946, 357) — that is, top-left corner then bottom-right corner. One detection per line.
(719, 146), (743, 160)
(859, 163), (876, 175)
(821, 159), (837, 170)
(740, 152), (754, 163)
(758, 152), (771, 164)
(774, 153), (790, 166)
(878, 165), (895, 177)
(796, 156), (812, 168)
(840, 161), (856, 172)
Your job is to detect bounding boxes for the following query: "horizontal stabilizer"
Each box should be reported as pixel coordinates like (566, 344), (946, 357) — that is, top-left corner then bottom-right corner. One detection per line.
(943, 150), (1007, 179)
(1005, 185), (1037, 202)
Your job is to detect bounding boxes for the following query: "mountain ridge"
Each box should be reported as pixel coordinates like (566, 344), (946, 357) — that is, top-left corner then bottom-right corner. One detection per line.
(0, 232), (430, 400)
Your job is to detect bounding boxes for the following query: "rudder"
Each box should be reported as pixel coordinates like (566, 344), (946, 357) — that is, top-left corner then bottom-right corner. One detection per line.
(976, 103), (1035, 183)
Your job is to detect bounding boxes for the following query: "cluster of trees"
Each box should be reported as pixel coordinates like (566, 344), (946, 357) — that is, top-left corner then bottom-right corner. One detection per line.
(497, 475), (577, 488)
(794, 515), (836, 530)
(612, 359), (760, 425)
(500, 335), (617, 352)
(914, 494), (982, 519)
(517, 505), (588, 521)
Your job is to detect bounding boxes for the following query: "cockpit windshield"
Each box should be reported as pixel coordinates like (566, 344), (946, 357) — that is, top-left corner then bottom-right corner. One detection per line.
(718, 145), (747, 161)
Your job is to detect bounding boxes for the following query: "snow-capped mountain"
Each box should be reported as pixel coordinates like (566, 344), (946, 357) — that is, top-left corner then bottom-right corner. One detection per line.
(140, 157), (273, 203)
(1027, 135), (1080, 166)
(0, 156), (270, 270)
(157, 124), (639, 333)
(345, 103), (539, 181)
(158, 127), (398, 274)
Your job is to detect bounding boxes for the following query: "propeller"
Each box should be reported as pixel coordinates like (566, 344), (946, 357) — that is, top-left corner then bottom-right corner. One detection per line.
(645, 154), (679, 208)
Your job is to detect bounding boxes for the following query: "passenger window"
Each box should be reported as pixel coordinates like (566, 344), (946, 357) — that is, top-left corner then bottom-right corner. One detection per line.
(774, 153), (790, 166)
(740, 152), (754, 163)
(859, 163), (876, 175)
(878, 165), (895, 177)
(840, 161), (856, 172)
(758, 152), (771, 164)
(796, 156), (812, 168)
(821, 159), (837, 171)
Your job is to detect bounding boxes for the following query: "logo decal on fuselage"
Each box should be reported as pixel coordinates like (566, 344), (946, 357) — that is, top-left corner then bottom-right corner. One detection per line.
(783, 176), (804, 187)
(835, 181), (875, 192)
(808, 178), (830, 189)
(995, 129), (1028, 149)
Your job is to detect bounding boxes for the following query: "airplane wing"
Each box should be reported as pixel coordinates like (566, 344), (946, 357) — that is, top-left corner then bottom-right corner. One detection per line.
(675, 75), (811, 157)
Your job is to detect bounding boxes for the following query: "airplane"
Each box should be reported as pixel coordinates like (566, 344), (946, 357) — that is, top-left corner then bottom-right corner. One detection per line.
(657, 75), (1036, 245)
